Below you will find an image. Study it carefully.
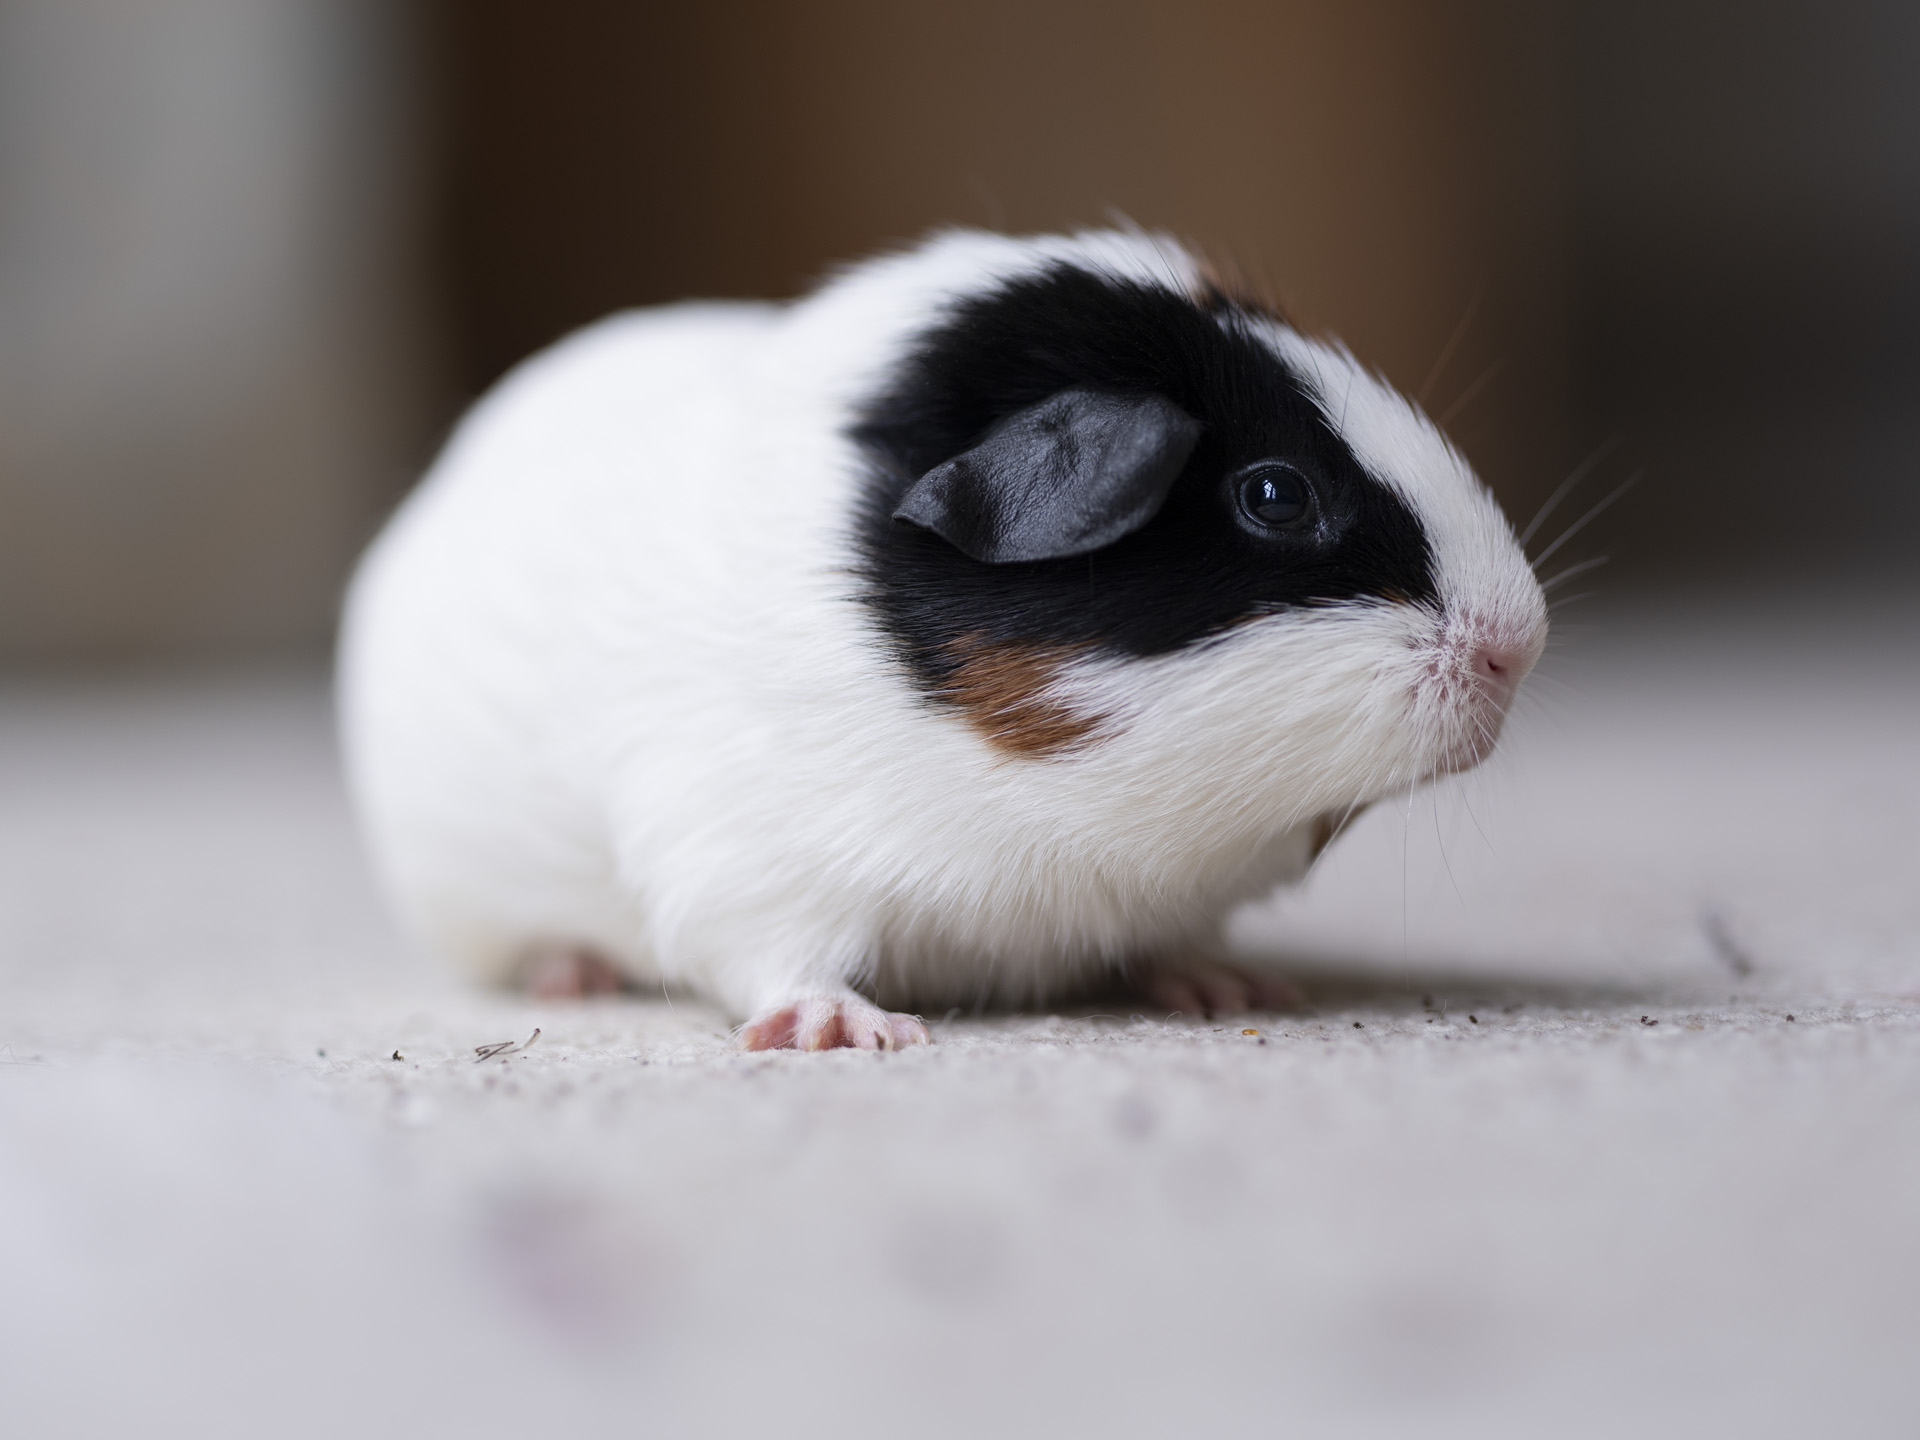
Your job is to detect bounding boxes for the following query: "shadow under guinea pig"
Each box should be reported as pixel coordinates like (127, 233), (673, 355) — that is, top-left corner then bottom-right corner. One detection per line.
(1061, 957), (1697, 1025)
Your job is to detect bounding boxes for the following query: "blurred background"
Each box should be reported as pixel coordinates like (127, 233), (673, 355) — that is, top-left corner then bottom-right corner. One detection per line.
(6, 11), (1920, 1432)
(4, 0), (1916, 662)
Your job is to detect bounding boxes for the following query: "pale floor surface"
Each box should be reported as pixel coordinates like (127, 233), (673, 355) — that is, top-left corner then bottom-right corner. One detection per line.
(2, 595), (1917, 1438)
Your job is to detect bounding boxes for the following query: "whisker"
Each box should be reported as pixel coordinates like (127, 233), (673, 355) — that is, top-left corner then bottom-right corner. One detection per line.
(1432, 790), (1464, 904)
(1546, 590), (1603, 613)
(1539, 623), (1609, 646)
(1531, 471), (1641, 572)
(1520, 667), (1585, 693)
(1437, 358), (1506, 428)
(1522, 662), (1595, 700)
(1518, 433), (1624, 550)
(968, 176), (1007, 231)
(1540, 555), (1609, 593)
(1456, 781), (1497, 857)
(1401, 791), (1412, 964)
(1418, 278), (1486, 409)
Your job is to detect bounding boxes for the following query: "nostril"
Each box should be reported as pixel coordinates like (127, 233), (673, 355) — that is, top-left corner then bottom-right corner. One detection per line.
(1473, 646), (1516, 687)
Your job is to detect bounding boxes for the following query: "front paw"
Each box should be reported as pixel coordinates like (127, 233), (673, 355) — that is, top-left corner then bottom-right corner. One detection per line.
(738, 993), (932, 1052)
(1136, 957), (1303, 1017)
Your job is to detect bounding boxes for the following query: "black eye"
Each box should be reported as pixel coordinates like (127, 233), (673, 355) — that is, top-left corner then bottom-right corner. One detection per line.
(1235, 463), (1314, 530)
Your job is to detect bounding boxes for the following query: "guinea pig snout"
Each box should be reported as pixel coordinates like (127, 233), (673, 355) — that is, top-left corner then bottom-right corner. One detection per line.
(1418, 612), (1545, 774)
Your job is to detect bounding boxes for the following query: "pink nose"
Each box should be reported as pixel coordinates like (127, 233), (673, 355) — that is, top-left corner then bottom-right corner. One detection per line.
(1471, 642), (1527, 698)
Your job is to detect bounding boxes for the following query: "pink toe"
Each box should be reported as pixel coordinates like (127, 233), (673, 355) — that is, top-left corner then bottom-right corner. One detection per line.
(521, 947), (625, 999)
(578, 956), (625, 996)
(739, 1006), (799, 1051)
(742, 998), (933, 1052)
(796, 998), (846, 1050)
(889, 1014), (931, 1047)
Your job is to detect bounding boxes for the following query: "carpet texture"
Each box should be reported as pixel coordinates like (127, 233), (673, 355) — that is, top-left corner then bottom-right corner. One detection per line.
(2, 595), (1917, 1438)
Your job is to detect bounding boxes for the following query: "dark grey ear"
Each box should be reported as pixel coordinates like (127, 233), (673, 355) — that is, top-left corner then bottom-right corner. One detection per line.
(890, 389), (1201, 563)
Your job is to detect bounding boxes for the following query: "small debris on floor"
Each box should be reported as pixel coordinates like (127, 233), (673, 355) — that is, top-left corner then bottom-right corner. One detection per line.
(474, 1027), (541, 1063)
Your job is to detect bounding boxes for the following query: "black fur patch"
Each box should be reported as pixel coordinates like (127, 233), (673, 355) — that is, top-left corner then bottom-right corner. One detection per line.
(850, 262), (1437, 699)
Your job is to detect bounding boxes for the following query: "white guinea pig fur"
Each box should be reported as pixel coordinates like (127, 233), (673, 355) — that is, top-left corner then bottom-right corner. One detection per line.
(338, 228), (1548, 1050)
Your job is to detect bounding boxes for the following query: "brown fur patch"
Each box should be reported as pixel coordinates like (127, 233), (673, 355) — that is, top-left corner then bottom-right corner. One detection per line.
(938, 635), (1106, 758)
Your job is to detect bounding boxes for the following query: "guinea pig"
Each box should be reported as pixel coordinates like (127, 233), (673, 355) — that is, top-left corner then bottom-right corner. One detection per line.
(338, 228), (1547, 1050)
